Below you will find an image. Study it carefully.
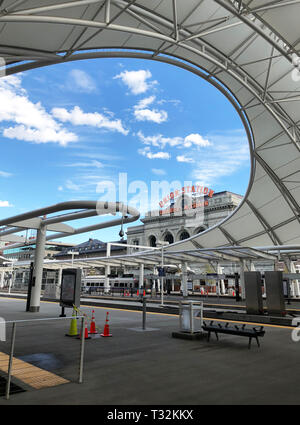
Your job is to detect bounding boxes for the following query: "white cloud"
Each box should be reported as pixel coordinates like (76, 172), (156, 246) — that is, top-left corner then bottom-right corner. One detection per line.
(148, 152), (170, 160)
(114, 70), (156, 95)
(152, 168), (167, 176)
(0, 75), (77, 146)
(72, 152), (123, 161)
(0, 170), (12, 177)
(157, 98), (181, 107)
(133, 96), (168, 124)
(134, 108), (168, 124)
(184, 133), (211, 148)
(137, 131), (211, 148)
(135, 96), (156, 109)
(65, 180), (82, 191)
(138, 147), (170, 160)
(52, 106), (129, 135)
(0, 200), (12, 207)
(4, 125), (76, 145)
(64, 160), (104, 168)
(176, 155), (195, 163)
(0, 75), (23, 90)
(137, 129), (249, 186)
(68, 69), (96, 93)
(136, 131), (212, 163)
(62, 172), (117, 194)
(137, 131), (182, 148)
(191, 132), (250, 186)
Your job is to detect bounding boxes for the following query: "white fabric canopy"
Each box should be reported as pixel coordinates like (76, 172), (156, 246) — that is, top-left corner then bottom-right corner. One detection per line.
(0, 0), (299, 250)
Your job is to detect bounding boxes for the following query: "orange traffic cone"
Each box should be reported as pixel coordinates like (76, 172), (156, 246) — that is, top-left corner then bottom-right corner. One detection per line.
(77, 318), (91, 340)
(101, 312), (112, 337)
(143, 289), (146, 296)
(89, 310), (97, 334)
(137, 289), (139, 297)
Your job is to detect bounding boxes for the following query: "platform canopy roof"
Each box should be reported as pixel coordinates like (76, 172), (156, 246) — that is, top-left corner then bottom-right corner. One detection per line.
(12, 245), (284, 270)
(0, 0), (300, 251)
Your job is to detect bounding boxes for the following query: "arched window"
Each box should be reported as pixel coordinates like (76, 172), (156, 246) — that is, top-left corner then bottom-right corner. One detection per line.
(164, 232), (174, 244)
(149, 235), (157, 247)
(179, 230), (190, 240)
(194, 227), (206, 235)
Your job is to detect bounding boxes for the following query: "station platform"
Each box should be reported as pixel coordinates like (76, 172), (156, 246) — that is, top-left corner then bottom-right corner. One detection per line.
(0, 296), (300, 405)
(0, 291), (298, 327)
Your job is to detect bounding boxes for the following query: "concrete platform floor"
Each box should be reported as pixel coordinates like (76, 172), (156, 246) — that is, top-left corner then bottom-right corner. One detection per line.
(0, 296), (299, 405)
(3, 290), (300, 312)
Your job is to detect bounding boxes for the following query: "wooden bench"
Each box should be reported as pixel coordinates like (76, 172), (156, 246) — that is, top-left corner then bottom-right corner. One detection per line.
(202, 321), (265, 349)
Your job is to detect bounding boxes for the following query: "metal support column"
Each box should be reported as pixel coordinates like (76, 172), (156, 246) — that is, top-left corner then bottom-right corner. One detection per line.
(142, 296), (146, 330)
(0, 271), (4, 289)
(104, 243), (111, 294)
(240, 260), (246, 300)
(217, 264), (225, 295)
(26, 262), (34, 312)
(58, 267), (63, 287)
(8, 270), (15, 294)
(182, 262), (188, 298)
(29, 226), (46, 312)
(139, 263), (144, 290)
(290, 260), (300, 297)
(234, 272), (241, 302)
(104, 265), (110, 294)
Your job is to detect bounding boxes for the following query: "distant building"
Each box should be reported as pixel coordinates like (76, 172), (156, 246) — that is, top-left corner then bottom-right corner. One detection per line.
(3, 241), (75, 262)
(127, 191), (243, 248)
(1, 240), (75, 290)
(54, 238), (127, 260)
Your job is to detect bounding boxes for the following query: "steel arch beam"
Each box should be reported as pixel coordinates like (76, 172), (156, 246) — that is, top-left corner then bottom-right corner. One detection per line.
(0, 0), (298, 252)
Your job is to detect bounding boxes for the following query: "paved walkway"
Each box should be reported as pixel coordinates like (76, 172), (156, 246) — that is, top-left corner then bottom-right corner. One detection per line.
(0, 297), (299, 404)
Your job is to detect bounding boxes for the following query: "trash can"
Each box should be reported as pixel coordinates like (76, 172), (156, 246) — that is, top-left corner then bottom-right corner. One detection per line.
(179, 301), (203, 334)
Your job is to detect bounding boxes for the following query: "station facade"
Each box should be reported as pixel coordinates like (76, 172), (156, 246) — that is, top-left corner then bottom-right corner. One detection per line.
(127, 191), (243, 248)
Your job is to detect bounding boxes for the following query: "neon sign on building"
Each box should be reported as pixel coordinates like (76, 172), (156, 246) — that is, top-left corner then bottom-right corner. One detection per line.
(159, 185), (215, 216)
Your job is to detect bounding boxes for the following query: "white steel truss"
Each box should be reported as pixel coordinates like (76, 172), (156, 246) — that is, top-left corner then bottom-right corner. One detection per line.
(0, 0), (299, 251)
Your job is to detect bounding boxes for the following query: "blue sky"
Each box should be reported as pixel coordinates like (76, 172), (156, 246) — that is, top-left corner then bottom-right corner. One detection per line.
(0, 58), (250, 244)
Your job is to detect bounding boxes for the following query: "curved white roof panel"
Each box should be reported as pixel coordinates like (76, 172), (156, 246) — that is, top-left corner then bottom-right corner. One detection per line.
(0, 0), (299, 250)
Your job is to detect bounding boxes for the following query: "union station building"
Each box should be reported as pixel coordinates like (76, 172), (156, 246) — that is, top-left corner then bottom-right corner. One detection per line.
(127, 191), (243, 248)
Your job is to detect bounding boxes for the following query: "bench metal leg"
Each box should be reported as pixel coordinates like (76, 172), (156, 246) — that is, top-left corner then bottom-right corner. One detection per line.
(207, 332), (210, 342)
(248, 337), (252, 349)
(255, 337), (260, 348)
(215, 332), (219, 341)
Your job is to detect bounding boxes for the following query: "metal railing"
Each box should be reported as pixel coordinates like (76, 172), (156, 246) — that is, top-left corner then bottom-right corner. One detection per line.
(2, 315), (85, 400)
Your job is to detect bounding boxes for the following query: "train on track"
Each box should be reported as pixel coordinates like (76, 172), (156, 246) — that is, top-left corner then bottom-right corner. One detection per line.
(81, 274), (139, 293)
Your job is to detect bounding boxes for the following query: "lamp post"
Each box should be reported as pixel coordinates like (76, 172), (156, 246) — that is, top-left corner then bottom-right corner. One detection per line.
(68, 251), (79, 266)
